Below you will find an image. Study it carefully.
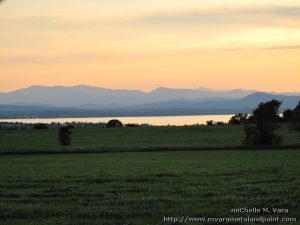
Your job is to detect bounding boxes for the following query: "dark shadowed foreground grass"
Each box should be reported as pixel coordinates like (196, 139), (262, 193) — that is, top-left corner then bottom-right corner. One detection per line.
(0, 125), (299, 154)
(0, 150), (299, 225)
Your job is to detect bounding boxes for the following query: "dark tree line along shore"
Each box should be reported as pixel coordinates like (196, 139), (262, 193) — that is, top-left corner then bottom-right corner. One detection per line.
(0, 100), (300, 147)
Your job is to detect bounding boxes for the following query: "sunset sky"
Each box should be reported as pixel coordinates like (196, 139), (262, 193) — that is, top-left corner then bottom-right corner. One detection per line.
(0, 0), (300, 92)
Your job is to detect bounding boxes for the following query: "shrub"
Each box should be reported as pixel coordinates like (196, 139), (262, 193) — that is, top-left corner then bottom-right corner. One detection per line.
(58, 126), (72, 146)
(33, 123), (48, 129)
(228, 113), (249, 125)
(206, 120), (214, 126)
(282, 109), (293, 122)
(244, 124), (281, 145)
(291, 101), (300, 132)
(126, 123), (140, 127)
(107, 119), (123, 128)
(66, 124), (75, 129)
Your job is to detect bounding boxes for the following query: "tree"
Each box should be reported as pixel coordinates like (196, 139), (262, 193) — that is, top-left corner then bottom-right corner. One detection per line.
(291, 101), (300, 132)
(228, 113), (249, 125)
(58, 126), (72, 146)
(107, 119), (123, 128)
(244, 124), (257, 144)
(244, 100), (282, 145)
(206, 120), (214, 126)
(252, 100), (281, 124)
(282, 109), (293, 122)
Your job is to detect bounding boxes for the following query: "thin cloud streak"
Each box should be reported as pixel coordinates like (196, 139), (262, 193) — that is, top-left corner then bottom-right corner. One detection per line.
(221, 45), (300, 52)
(132, 6), (300, 27)
(261, 45), (300, 50)
(0, 53), (106, 65)
(1, 6), (300, 29)
(1, 44), (299, 66)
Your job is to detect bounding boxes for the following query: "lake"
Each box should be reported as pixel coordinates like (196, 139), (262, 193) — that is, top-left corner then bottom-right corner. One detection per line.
(0, 115), (233, 126)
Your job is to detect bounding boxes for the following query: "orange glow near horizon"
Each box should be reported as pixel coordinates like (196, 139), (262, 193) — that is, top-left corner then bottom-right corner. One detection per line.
(0, 0), (300, 92)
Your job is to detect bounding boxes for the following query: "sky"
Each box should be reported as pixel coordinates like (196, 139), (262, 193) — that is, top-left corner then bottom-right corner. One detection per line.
(0, 0), (300, 92)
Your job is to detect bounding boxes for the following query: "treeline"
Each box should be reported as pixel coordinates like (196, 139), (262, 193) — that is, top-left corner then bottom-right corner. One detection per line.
(0, 121), (107, 130)
(0, 121), (151, 130)
(1, 100), (300, 147)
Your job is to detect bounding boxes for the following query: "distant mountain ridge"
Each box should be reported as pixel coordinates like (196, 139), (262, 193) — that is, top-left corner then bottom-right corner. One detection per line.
(0, 85), (299, 118)
(0, 85), (257, 108)
(0, 85), (293, 108)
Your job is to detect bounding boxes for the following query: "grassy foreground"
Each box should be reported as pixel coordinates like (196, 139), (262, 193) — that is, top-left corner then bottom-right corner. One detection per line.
(0, 150), (299, 225)
(0, 125), (299, 154)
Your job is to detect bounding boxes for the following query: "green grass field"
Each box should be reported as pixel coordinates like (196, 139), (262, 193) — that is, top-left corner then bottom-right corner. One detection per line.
(1, 126), (299, 224)
(0, 125), (299, 154)
(0, 150), (299, 225)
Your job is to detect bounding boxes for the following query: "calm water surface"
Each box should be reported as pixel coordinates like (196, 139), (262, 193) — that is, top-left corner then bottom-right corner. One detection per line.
(0, 115), (233, 126)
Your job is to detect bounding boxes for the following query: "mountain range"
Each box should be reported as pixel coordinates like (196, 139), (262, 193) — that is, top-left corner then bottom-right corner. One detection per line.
(0, 85), (258, 108)
(0, 85), (299, 119)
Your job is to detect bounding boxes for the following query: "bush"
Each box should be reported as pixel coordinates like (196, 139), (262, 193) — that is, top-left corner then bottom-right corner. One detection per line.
(282, 109), (293, 122)
(228, 113), (249, 125)
(291, 101), (300, 132)
(107, 120), (123, 128)
(244, 124), (281, 145)
(244, 125), (256, 144)
(66, 125), (75, 129)
(126, 123), (140, 127)
(206, 120), (214, 126)
(215, 121), (226, 126)
(33, 123), (48, 130)
(58, 126), (72, 146)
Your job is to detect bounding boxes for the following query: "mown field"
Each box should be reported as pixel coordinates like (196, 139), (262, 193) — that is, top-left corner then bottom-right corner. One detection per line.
(0, 150), (299, 225)
(0, 125), (299, 154)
